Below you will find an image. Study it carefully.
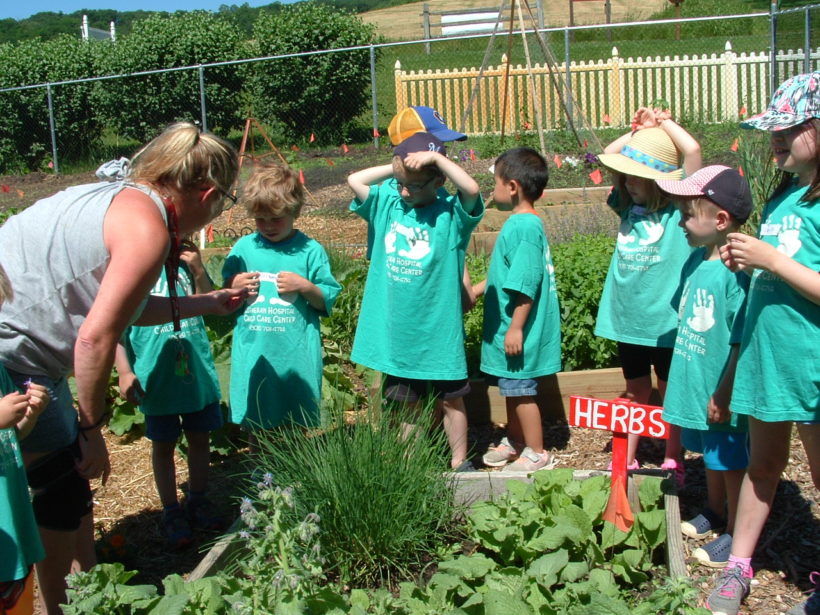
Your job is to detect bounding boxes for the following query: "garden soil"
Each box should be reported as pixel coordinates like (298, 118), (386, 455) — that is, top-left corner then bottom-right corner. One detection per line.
(1, 165), (818, 614)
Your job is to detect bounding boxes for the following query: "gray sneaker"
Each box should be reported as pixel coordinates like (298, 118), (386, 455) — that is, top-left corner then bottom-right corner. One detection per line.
(705, 565), (751, 615)
(786, 572), (820, 615)
(482, 437), (518, 467)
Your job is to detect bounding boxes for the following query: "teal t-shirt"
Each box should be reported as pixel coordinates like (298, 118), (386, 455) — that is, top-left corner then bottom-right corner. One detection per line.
(125, 265), (221, 417)
(349, 180), (484, 380)
(0, 364), (44, 582)
(480, 212), (562, 378)
(594, 190), (693, 347)
(663, 251), (748, 432)
(222, 231), (341, 429)
(732, 184), (820, 422)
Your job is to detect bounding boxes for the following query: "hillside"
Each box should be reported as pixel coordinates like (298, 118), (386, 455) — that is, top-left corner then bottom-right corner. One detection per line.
(360, 0), (670, 41)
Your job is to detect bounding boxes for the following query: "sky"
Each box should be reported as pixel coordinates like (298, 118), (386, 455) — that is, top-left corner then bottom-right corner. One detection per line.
(2, 1), (279, 22)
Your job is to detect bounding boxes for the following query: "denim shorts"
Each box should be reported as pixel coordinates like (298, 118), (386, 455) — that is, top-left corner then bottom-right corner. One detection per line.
(681, 428), (749, 472)
(382, 375), (470, 404)
(145, 402), (223, 442)
(497, 377), (538, 398)
(5, 367), (78, 453)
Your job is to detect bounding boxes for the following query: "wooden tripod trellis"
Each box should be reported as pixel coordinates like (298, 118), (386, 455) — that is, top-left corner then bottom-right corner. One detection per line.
(458, 0), (604, 155)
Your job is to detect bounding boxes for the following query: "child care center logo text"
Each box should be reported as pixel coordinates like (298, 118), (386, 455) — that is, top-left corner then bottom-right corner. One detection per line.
(384, 221), (431, 283)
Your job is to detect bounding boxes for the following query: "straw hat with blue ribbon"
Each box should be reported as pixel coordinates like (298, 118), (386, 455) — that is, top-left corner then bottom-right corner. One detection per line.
(598, 127), (684, 180)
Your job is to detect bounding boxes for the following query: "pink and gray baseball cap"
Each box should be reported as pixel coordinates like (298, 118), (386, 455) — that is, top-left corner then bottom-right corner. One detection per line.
(741, 71), (820, 131)
(657, 165), (753, 223)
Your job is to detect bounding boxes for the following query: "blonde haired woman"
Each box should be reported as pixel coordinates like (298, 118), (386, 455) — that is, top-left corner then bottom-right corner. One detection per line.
(0, 122), (244, 614)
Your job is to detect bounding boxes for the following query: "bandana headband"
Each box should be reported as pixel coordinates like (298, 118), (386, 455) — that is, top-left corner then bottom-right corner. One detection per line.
(620, 144), (679, 174)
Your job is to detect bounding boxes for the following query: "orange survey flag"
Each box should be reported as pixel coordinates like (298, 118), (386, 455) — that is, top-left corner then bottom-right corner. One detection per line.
(342, 143), (350, 154)
(730, 138), (739, 152)
(553, 154), (562, 169)
(373, 128), (380, 137)
(206, 224), (214, 243)
(602, 113), (612, 124)
(589, 169), (603, 185)
(299, 169), (305, 184)
(309, 133), (316, 143)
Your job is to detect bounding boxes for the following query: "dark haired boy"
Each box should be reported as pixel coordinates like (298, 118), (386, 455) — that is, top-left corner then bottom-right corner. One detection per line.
(656, 165), (752, 568)
(347, 131), (483, 471)
(473, 147), (561, 471)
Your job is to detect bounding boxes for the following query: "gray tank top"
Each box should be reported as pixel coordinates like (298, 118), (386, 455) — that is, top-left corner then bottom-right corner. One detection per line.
(0, 181), (167, 379)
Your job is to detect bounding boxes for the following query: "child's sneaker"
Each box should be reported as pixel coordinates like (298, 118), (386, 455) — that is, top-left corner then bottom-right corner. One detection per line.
(482, 437), (518, 467)
(186, 497), (225, 532)
(661, 458), (686, 489)
(162, 507), (193, 549)
(507, 447), (556, 472)
(607, 459), (640, 471)
(693, 533), (733, 568)
(681, 508), (725, 539)
(705, 565), (751, 615)
(786, 571), (820, 615)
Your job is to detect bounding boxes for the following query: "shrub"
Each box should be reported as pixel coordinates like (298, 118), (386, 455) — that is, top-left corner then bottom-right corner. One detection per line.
(92, 11), (244, 142)
(244, 2), (380, 144)
(252, 404), (460, 587)
(0, 35), (99, 173)
(552, 233), (618, 370)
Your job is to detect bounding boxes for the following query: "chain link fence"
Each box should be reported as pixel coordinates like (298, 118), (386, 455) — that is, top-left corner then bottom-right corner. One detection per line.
(0, 4), (818, 175)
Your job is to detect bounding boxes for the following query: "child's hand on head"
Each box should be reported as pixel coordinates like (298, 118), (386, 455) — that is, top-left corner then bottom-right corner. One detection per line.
(630, 107), (659, 131)
(402, 150), (443, 170)
(24, 382), (50, 419)
(276, 271), (308, 295)
(0, 391), (29, 429)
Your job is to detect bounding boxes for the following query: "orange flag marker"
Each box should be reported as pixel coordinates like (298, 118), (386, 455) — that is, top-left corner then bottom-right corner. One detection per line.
(298, 169), (305, 184)
(583, 139), (589, 149)
(470, 149), (476, 161)
(1, 184), (9, 193)
(589, 169), (603, 185)
(602, 113), (612, 124)
(553, 154), (562, 169)
(730, 138), (739, 152)
(206, 224), (214, 243)
(325, 158), (335, 167)
(291, 144), (300, 152)
(739, 106), (747, 117)
(342, 143), (350, 154)
(309, 133), (316, 143)
(373, 128), (380, 137)
(738, 166), (744, 177)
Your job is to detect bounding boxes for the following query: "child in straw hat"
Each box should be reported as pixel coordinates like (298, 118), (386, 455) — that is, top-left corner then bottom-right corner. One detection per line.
(595, 107), (702, 484)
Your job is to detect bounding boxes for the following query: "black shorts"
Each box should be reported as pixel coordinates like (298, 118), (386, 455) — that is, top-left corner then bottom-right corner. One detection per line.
(26, 439), (93, 531)
(383, 375), (470, 404)
(617, 342), (673, 382)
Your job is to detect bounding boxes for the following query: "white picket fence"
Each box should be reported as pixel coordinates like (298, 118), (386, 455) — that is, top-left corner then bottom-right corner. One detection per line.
(394, 43), (820, 133)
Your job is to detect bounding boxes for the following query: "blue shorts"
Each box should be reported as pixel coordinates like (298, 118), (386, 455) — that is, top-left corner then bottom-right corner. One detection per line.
(5, 367), (78, 453)
(681, 428), (749, 471)
(383, 375), (470, 403)
(497, 377), (538, 398)
(145, 402), (223, 442)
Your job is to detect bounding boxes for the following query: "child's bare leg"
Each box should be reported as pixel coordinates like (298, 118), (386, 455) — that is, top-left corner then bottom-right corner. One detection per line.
(35, 528), (77, 614)
(151, 440), (179, 507)
(185, 431), (211, 495)
(441, 396), (468, 468)
(511, 395), (543, 454)
(655, 377), (682, 465)
(624, 375), (653, 463)
(797, 422), (820, 490)
(705, 468), (728, 520)
(730, 418), (791, 558)
(723, 469), (745, 535)
(505, 396), (524, 446)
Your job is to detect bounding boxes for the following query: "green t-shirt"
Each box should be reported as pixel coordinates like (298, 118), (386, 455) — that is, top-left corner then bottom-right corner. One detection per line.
(125, 265), (220, 416)
(480, 212), (562, 378)
(349, 180), (484, 380)
(732, 184), (820, 422)
(0, 364), (44, 582)
(222, 231), (340, 429)
(595, 191), (693, 347)
(663, 251), (748, 432)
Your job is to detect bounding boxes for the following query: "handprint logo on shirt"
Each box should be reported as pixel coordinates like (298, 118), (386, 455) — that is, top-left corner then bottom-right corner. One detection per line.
(385, 222), (430, 260)
(686, 288), (715, 333)
(776, 214), (803, 257)
(677, 280), (690, 320)
(638, 215), (664, 245)
(617, 219), (635, 245)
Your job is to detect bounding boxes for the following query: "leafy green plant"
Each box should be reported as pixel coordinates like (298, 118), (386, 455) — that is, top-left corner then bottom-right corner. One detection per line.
(464, 252), (490, 377)
(552, 233), (618, 370)
(252, 403), (461, 587)
(736, 130), (780, 236)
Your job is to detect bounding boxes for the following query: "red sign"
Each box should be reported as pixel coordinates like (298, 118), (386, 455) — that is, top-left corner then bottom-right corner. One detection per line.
(569, 396), (668, 439)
